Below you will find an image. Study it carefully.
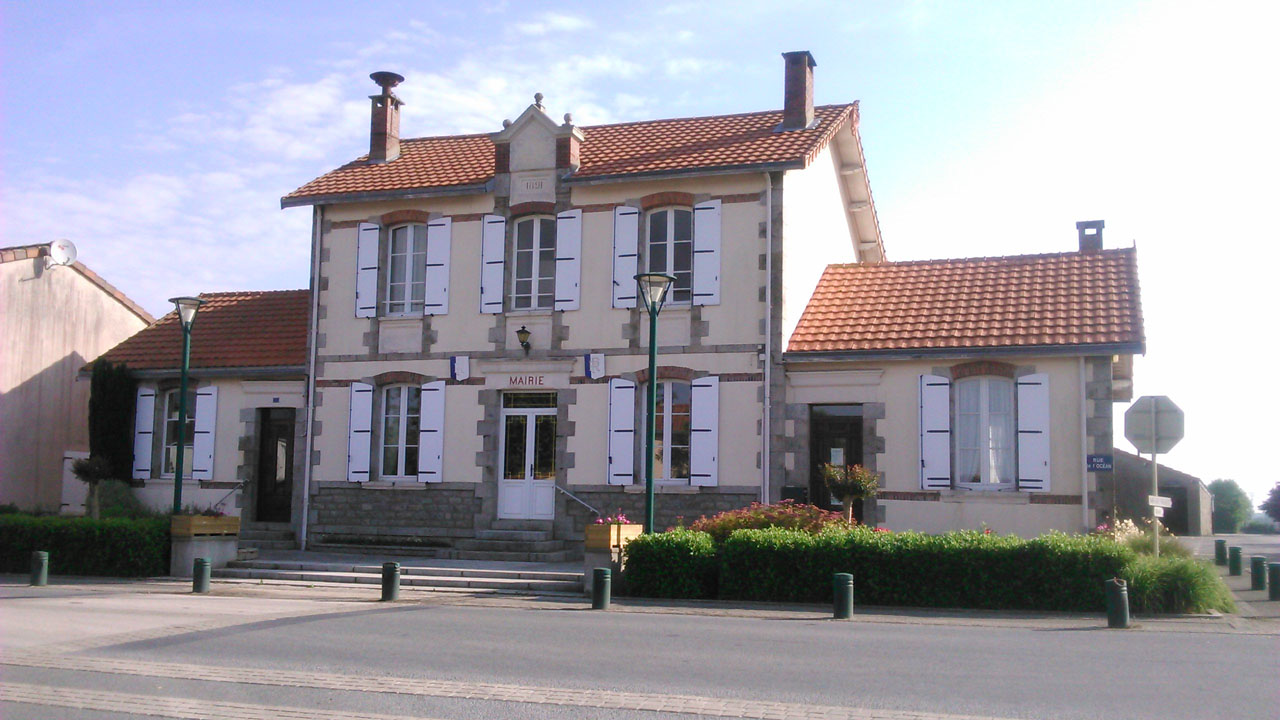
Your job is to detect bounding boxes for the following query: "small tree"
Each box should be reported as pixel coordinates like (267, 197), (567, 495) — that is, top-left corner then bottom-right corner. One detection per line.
(88, 359), (137, 479)
(1260, 483), (1280, 525)
(72, 456), (115, 520)
(821, 463), (879, 523)
(1208, 478), (1253, 534)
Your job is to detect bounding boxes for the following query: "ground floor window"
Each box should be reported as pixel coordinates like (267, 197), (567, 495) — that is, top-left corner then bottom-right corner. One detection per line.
(954, 376), (1015, 486)
(652, 381), (691, 483)
(162, 388), (197, 477)
(380, 385), (421, 479)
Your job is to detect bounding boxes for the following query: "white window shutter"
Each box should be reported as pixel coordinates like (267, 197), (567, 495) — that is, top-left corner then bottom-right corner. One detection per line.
(554, 209), (582, 311)
(132, 387), (155, 480)
(418, 380), (445, 483)
(424, 217), (451, 315)
(690, 376), (720, 487)
(480, 214), (506, 314)
(190, 386), (218, 481)
(1017, 373), (1051, 492)
(692, 199), (721, 306)
(607, 378), (636, 485)
(347, 382), (373, 483)
(612, 206), (639, 309)
(355, 223), (379, 318)
(919, 374), (952, 490)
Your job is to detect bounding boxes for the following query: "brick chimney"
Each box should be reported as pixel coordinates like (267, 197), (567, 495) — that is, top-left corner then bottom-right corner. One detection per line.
(780, 51), (816, 131)
(368, 71), (404, 164)
(1076, 220), (1104, 252)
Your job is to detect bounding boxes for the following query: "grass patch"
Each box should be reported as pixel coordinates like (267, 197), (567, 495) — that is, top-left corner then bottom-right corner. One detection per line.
(1122, 555), (1235, 614)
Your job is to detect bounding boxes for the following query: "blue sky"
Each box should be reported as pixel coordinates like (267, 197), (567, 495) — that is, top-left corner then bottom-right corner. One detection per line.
(3, 1), (1277, 504)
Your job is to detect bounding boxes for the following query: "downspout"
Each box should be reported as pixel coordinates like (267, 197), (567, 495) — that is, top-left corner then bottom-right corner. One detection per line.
(761, 172), (773, 504)
(300, 204), (324, 550)
(1079, 356), (1090, 531)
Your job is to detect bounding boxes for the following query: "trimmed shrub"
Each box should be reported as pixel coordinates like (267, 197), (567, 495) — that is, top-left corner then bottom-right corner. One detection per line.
(0, 515), (169, 577)
(98, 480), (163, 520)
(689, 501), (848, 544)
(1122, 532), (1192, 558)
(622, 529), (718, 599)
(718, 527), (1134, 611)
(1122, 555), (1235, 614)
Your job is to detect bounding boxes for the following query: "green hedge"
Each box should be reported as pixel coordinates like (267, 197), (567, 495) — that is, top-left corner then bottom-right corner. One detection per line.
(0, 515), (170, 577)
(622, 529), (718, 599)
(626, 526), (1138, 612)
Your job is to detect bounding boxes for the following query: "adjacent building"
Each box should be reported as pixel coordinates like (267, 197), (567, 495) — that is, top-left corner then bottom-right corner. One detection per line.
(0, 243), (153, 511)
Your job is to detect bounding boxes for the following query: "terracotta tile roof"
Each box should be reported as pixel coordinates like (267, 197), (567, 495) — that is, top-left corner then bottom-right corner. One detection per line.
(787, 248), (1144, 354)
(99, 290), (309, 371)
(1, 243), (154, 324)
(283, 104), (856, 205)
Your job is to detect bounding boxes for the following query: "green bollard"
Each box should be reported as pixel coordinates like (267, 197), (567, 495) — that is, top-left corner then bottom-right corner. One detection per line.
(1214, 539), (1228, 565)
(381, 562), (400, 601)
(1104, 577), (1129, 628)
(192, 558), (211, 593)
(1228, 546), (1242, 576)
(833, 573), (854, 619)
(1250, 556), (1267, 591)
(591, 567), (611, 610)
(30, 551), (48, 587)
(1269, 564), (1280, 602)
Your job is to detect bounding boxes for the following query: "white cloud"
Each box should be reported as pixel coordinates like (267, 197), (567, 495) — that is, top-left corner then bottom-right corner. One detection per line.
(515, 13), (593, 36)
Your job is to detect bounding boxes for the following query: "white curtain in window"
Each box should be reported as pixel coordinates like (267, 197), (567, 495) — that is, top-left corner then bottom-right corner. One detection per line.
(988, 379), (1015, 484)
(955, 379), (981, 483)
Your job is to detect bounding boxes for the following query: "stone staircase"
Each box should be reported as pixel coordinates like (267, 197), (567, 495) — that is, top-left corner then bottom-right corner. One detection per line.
(212, 559), (583, 596)
(308, 520), (581, 564)
(238, 521), (298, 551)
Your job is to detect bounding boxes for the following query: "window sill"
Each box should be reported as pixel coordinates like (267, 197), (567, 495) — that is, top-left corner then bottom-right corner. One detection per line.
(622, 484), (697, 494)
(362, 480), (427, 490)
(506, 308), (555, 317)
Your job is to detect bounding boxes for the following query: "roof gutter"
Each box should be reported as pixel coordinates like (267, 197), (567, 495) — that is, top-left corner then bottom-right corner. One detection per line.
(125, 365), (307, 380)
(784, 342), (1146, 364)
(300, 204), (324, 551)
(280, 181), (494, 209)
(562, 161), (804, 187)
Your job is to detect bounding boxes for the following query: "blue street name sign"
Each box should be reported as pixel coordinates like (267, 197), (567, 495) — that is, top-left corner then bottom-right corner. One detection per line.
(1087, 454), (1113, 472)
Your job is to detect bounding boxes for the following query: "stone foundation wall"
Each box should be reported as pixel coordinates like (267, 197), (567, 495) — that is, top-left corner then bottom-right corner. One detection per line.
(556, 487), (759, 539)
(308, 484), (481, 544)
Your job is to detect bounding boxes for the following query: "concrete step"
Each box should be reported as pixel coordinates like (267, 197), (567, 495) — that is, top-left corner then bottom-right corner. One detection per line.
(474, 529), (553, 542)
(239, 529), (296, 541)
(237, 539), (298, 550)
(453, 538), (567, 553)
(489, 520), (554, 532)
(213, 563), (582, 595)
(225, 560), (580, 582)
(241, 522), (292, 532)
(450, 549), (578, 563)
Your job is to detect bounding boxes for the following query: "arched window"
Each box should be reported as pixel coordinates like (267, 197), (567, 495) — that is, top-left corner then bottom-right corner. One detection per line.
(511, 216), (556, 310)
(380, 385), (421, 479)
(386, 224), (428, 314)
(646, 207), (693, 304)
(954, 376), (1015, 486)
(652, 380), (692, 482)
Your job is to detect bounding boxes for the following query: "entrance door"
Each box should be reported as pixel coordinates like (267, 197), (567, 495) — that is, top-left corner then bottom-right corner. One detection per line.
(809, 405), (863, 520)
(256, 408), (295, 522)
(498, 393), (557, 520)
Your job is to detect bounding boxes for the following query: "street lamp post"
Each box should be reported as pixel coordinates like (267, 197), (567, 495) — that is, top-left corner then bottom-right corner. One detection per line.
(168, 296), (205, 514)
(634, 273), (675, 534)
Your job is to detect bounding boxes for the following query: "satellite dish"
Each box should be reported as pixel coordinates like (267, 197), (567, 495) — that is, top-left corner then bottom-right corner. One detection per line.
(46, 239), (78, 268)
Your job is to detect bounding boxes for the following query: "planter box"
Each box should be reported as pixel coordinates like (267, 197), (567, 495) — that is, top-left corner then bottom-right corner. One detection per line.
(585, 523), (643, 551)
(171, 515), (240, 538)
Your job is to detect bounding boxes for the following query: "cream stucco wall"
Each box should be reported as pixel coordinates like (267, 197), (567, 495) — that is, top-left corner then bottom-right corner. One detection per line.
(0, 258), (150, 510)
(780, 145), (858, 349)
(786, 355), (1091, 535)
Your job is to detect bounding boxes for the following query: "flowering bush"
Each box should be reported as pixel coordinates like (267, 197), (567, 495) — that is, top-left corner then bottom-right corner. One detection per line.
(688, 500), (850, 544)
(595, 511), (632, 525)
(820, 464), (879, 522)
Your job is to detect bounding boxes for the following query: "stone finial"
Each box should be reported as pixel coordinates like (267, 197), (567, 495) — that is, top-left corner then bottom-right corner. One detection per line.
(563, 113), (573, 125)
(502, 119), (513, 128)
(534, 92), (545, 109)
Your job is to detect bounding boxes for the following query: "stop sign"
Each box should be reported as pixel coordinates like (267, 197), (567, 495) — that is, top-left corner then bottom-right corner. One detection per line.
(1125, 396), (1184, 454)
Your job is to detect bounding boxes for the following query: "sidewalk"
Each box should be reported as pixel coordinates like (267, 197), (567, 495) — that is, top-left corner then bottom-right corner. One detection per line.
(1185, 533), (1280, 619)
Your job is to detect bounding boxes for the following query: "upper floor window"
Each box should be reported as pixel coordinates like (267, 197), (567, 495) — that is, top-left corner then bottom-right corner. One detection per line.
(652, 380), (692, 483)
(511, 216), (556, 310)
(162, 389), (196, 477)
(646, 208), (693, 304)
(953, 376), (1015, 487)
(386, 224), (428, 315)
(380, 385), (421, 479)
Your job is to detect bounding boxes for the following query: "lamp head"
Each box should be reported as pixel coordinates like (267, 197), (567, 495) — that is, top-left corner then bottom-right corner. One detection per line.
(516, 325), (532, 354)
(168, 296), (206, 328)
(634, 273), (676, 314)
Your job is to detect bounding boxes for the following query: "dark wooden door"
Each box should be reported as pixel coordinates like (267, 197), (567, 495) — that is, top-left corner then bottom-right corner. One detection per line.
(809, 405), (863, 520)
(256, 408), (295, 523)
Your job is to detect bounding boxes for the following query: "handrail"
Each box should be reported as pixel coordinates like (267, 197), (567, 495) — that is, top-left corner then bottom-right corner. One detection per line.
(555, 484), (601, 517)
(212, 482), (244, 514)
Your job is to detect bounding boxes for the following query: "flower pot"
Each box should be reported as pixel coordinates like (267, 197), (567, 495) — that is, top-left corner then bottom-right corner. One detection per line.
(584, 523), (643, 551)
(171, 515), (240, 538)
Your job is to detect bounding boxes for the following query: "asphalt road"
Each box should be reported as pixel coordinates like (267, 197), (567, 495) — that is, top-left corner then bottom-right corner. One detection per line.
(1, 580), (1277, 720)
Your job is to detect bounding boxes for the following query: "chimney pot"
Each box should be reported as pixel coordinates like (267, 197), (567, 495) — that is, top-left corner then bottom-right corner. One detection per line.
(1076, 220), (1105, 252)
(368, 71), (404, 164)
(780, 51), (816, 131)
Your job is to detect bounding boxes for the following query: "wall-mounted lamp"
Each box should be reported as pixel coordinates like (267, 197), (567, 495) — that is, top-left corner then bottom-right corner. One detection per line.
(516, 325), (531, 355)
